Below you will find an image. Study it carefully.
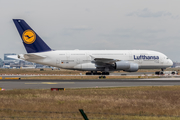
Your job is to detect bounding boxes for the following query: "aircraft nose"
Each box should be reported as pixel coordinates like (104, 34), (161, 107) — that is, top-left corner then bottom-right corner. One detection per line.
(168, 59), (173, 66)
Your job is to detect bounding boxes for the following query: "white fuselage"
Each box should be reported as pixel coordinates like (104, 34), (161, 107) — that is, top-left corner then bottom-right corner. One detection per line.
(21, 50), (173, 71)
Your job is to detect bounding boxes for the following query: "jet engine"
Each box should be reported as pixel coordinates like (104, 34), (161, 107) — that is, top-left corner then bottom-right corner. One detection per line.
(74, 63), (97, 71)
(115, 61), (130, 70)
(115, 61), (139, 72)
(124, 63), (139, 72)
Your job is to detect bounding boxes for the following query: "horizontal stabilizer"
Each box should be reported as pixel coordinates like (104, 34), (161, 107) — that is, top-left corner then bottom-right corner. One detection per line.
(18, 54), (46, 60)
(7, 55), (19, 60)
(24, 54), (46, 60)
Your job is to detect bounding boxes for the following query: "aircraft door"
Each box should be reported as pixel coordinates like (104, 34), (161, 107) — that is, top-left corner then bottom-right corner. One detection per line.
(139, 55), (143, 64)
(56, 55), (60, 67)
(129, 51), (133, 60)
(159, 56), (164, 64)
(139, 59), (143, 64)
(65, 53), (70, 68)
(56, 59), (63, 67)
(86, 52), (92, 61)
(76, 58), (80, 64)
(56, 59), (60, 65)
(66, 53), (70, 60)
(133, 54), (142, 64)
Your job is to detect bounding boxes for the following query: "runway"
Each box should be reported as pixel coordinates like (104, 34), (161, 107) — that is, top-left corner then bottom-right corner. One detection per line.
(1, 78), (180, 89)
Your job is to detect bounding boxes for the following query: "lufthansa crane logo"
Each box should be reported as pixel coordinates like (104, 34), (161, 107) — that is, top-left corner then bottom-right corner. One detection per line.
(22, 30), (36, 44)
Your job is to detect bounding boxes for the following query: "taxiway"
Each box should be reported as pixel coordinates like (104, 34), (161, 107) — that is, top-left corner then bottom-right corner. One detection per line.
(0, 78), (180, 89)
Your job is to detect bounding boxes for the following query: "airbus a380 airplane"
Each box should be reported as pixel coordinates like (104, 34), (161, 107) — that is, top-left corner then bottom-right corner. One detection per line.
(13, 19), (173, 75)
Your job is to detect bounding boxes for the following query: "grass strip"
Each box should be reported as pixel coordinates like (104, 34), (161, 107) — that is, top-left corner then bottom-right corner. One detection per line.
(1, 86), (180, 119)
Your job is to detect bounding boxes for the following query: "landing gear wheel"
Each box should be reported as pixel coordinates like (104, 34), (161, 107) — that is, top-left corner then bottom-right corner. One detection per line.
(86, 72), (92, 75)
(93, 72), (102, 75)
(86, 71), (93, 75)
(102, 72), (109, 75)
(99, 76), (106, 79)
(86, 71), (102, 75)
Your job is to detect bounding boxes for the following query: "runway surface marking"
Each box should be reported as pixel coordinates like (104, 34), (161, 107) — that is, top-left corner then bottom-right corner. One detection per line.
(25, 82), (75, 84)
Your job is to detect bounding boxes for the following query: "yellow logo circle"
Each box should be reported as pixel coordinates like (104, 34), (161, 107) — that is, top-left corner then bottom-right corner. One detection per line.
(22, 30), (36, 44)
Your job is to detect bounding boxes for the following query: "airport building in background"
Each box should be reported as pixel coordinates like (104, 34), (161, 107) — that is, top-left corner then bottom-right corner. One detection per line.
(3, 53), (18, 67)
(0, 58), (3, 67)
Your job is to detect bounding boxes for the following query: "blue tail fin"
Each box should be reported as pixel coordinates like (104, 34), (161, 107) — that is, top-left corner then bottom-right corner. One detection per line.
(13, 19), (51, 53)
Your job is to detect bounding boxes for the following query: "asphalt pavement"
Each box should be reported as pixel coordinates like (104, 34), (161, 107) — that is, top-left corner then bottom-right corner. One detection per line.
(0, 78), (180, 89)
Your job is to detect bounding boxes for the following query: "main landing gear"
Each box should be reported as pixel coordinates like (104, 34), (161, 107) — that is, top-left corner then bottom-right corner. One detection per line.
(155, 68), (166, 75)
(86, 71), (109, 75)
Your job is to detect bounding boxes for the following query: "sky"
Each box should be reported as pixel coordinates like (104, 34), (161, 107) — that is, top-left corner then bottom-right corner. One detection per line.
(0, 0), (180, 61)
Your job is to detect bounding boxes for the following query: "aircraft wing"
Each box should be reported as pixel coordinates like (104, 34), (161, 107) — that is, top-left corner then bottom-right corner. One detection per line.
(93, 58), (120, 64)
(90, 55), (120, 64)
(7, 54), (46, 61)
(17, 54), (46, 60)
(89, 55), (120, 68)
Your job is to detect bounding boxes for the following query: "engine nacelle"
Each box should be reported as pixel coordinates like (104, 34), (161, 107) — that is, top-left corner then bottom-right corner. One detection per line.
(115, 61), (130, 70)
(74, 63), (97, 71)
(115, 61), (139, 72)
(124, 63), (139, 72)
